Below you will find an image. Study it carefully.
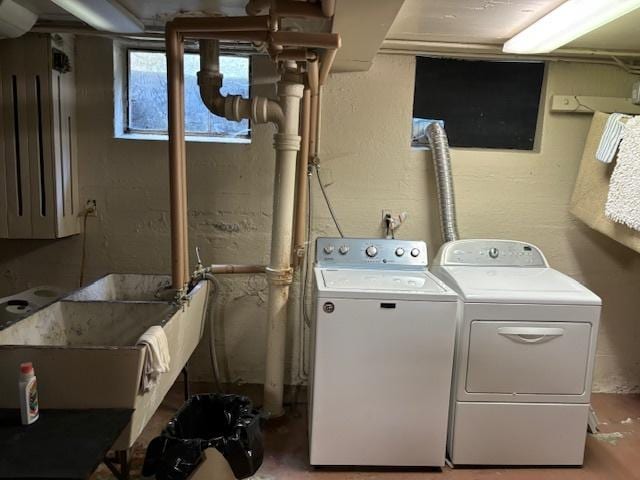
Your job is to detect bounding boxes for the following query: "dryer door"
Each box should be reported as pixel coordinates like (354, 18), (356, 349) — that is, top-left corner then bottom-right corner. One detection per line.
(465, 321), (591, 395)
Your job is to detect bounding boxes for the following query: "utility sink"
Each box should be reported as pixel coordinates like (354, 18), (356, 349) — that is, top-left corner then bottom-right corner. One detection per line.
(64, 274), (172, 302)
(0, 274), (209, 450)
(0, 286), (66, 330)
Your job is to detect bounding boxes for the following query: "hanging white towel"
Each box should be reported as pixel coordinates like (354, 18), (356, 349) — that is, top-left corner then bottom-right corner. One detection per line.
(137, 325), (171, 393)
(595, 113), (629, 163)
(605, 116), (640, 231)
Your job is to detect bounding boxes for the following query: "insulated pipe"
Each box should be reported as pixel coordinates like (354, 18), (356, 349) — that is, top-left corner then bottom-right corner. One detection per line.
(270, 31), (341, 50)
(207, 264), (267, 274)
(293, 87), (311, 264)
(318, 48), (338, 85)
(170, 15), (271, 33)
(307, 59), (319, 160)
(263, 81), (304, 417)
(167, 24), (188, 289)
(426, 122), (460, 243)
(321, 0), (336, 17)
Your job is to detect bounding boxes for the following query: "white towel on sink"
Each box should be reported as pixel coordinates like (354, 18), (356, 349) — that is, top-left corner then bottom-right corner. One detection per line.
(605, 115), (640, 231)
(137, 325), (171, 393)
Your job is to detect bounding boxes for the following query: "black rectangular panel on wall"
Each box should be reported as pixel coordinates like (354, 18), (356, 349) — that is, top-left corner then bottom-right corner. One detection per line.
(413, 57), (545, 150)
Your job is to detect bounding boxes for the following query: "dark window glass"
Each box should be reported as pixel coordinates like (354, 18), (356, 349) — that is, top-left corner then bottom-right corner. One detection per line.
(413, 57), (544, 150)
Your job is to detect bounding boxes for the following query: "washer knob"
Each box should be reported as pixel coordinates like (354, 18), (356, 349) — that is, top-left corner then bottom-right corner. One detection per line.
(323, 245), (334, 254)
(339, 245), (350, 255)
(365, 245), (378, 258)
(410, 248), (420, 257)
(395, 247), (405, 257)
(489, 247), (499, 259)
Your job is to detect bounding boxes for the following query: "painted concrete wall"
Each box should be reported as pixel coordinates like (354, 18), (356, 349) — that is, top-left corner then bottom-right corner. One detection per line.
(0, 37), (639, 392)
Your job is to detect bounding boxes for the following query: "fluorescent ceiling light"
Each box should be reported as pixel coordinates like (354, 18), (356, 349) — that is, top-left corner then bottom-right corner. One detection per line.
(51, 0), (144, 33)
(503, 0), (640, 54)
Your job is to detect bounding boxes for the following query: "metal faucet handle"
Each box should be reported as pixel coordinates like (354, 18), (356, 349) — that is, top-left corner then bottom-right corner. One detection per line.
(195, 246), (203, 267)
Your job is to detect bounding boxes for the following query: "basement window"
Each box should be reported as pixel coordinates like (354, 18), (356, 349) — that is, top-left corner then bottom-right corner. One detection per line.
(124, 49), (250, 140)
(412, 57), (545, 150)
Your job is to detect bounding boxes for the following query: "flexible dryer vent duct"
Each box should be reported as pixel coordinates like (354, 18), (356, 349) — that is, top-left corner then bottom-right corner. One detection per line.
(426, 122), (459, 242)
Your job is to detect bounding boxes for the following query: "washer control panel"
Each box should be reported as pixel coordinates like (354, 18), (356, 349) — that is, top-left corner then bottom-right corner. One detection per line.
(433, 239), (548, 267)
(316, 237), (428, 269)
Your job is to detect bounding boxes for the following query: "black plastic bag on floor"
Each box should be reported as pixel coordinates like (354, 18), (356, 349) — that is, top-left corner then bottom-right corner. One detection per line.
(142, 394), (263, 480)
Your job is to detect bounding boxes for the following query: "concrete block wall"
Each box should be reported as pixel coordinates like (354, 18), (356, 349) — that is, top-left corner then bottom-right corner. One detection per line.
(0, 37), (638, 392)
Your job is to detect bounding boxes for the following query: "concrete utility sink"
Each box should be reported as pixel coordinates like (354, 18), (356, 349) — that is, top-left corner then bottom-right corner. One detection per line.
(64, 274), (171, 302)
(0, 274), (209, 450)
(0, 286), (66, 330)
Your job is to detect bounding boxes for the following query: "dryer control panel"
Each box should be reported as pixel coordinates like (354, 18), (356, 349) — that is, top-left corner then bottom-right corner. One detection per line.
(316, 237), (428, 269)
(433, 239), (548, 267)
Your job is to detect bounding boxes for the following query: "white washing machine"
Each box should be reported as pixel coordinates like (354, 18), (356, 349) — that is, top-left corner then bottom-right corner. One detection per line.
(309, 237), (458, 467)
(431, 239), (601, 466)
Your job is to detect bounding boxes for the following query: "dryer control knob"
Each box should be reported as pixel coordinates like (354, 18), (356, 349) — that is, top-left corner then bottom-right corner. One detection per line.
(365, 246), (378, 258)
(323, 245), (334, 254)
(489, 247), (499, 259)
(339, 245), (350, 255)
(410, 248), (420, 257)
(395, 247), (405, 257)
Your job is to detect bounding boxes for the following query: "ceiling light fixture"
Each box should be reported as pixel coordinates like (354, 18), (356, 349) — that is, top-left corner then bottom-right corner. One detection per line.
(503, 0), (640, 54)
(50, 0), (144, 33)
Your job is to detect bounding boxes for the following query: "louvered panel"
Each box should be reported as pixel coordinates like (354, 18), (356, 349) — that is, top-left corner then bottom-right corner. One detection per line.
(26, 34), (56, 238)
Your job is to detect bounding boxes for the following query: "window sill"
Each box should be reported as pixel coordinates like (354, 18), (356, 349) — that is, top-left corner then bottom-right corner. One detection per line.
(115, 132), (251, 144)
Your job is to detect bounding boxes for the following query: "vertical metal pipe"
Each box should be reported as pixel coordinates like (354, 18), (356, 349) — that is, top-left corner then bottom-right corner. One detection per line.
(166, 24), (187, 289)
(263, 81), (304, 417)
(293, 87), (311, 265)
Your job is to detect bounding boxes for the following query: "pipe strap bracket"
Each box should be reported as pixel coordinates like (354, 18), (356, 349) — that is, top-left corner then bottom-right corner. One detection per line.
(265, 266), (294, 285)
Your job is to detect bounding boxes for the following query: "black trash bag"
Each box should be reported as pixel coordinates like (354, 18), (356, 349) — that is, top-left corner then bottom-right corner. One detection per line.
(142, 394), (263, 480)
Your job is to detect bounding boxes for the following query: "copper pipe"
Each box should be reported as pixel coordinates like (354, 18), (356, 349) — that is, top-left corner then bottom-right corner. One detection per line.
(245, 0), (271, 16)
(293, 87), (311, 266)
(170, 15), (270, 32)
(166, 24), (187, 289)
(185, 31), (269, 42)
(321, 0), (336, 17)
(307, 59), (319, 161)
(270, 31), (341, 50)
(318, 47), (338, 85)
(273, 0), (328, 18)
(207, 264), (267, 274)
(276, 49), (317, 62)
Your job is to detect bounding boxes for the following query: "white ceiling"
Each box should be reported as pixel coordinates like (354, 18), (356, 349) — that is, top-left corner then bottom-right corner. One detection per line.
(388, 0), (640, 53)
(15, 0), (249, 26)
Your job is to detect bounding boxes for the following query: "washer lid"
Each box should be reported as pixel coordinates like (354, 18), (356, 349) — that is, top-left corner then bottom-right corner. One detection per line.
(317, 268), (457, 301)
(437, 266), (601, 305)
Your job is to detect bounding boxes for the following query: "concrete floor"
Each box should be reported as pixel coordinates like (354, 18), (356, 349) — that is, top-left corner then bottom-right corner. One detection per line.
(92, 387), (640, 480)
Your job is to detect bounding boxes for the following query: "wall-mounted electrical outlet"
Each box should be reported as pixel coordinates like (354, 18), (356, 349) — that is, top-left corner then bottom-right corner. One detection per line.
(381, 209), (408, 238)
(85, 199), (98, 217)
(381, 209), (393, 224)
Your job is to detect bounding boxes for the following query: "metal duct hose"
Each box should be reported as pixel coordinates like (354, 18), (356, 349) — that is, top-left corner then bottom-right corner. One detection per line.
(426, 122), (460, 242)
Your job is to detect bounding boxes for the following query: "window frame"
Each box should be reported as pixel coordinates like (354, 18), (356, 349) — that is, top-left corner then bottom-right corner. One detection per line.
(119, 44), (252, 141)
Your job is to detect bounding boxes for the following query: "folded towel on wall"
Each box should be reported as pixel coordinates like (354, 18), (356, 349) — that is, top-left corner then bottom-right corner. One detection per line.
(570, 112), (640, 254)
(595, 113), (629, 163)
(605, 116), (640, 231)
(137, 325), (171, 393)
